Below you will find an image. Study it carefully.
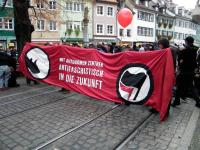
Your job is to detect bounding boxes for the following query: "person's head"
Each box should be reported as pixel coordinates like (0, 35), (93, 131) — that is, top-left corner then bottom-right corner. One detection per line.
(88, 43), (92, 48)
(158, 38), (170, 49)
(112, 42), (116, 46)
(138, 45), (141, 48)
(185, 36), (194, 46)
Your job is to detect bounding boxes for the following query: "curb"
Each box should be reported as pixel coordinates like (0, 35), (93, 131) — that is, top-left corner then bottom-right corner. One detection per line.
(177, 107), (200, 150)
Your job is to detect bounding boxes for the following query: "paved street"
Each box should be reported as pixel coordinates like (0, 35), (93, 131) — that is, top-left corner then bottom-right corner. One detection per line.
(0, 78), (199, 150)
(189, 115), (200, 150)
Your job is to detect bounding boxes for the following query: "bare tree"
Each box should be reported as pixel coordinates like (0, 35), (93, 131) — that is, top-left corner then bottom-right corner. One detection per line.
(2, 0), (88, 55)
(13, 0), (34, 56)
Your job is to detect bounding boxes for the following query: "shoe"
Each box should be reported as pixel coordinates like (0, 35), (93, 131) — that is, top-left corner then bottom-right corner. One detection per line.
(171, 101), (180, 107)
(149, 108), (159, 113)
(13, 84), (20, 87)
(62, 90), (70, 94)
(58, 88), (65, 92)
(124, 101), (131, 106)
(34, 82), (39, 85)
(59, 88), (70, 94)
(195, 103), (200, 108)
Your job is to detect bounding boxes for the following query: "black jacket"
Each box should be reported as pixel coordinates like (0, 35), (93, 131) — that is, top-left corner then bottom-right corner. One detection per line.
(0, 51), (16, 69)
(178, 45), (198, 72)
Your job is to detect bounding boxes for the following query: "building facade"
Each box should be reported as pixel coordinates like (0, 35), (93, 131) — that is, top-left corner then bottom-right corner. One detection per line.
(192, 0), (200, 46)
(0, 0), (16, 49)
(29, 0), (61, 44)
(118, 0), (157, 45)
(155, 11), (175, 43)
(174, 17), (197, 45)
(60, 0), (93, 44)
(93, 0), (118, 44)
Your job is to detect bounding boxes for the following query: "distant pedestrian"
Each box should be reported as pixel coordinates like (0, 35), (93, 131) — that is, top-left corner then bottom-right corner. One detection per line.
(172, 36), (200, 108)
(0, 51), (11, 90)
(132, 43), (138, 51)
(138, 45), (145, 52)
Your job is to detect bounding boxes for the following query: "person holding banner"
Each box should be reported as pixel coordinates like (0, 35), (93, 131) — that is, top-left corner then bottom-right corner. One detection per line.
(158, 38), (170, 50)
(172, 36), (200, 108)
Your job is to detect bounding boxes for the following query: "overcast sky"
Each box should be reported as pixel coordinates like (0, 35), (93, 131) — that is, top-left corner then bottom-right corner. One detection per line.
(173, 0), (197, 9)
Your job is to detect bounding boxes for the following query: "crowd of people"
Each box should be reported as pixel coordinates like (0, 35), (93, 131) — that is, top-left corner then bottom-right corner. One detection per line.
(61, 37), (200, 110)
(0, 37), (200, 111)
(0, 48), (19, 91)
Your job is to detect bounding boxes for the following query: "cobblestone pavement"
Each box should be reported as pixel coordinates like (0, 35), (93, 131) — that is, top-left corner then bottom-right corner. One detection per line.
(41, 105), (150, 150)
(122, 99), (199, 150)
(0, 78), (47, 97)
(0, 79), (116, 150)
(189, 115), (200, 150)
(0, 78), (199, 150)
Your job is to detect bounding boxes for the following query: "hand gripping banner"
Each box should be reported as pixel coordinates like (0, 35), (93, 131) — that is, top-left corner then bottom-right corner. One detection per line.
(19, 43), (175, 121)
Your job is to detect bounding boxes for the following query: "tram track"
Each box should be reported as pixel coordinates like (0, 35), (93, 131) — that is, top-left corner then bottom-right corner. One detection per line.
(0, 85), (49, 99)
(34, 104), (120, 150)
(114, 113), (154, 150)
(0, 93), (77, 120)
(0, 88), (59, 106)
(34, 104), (153, 150)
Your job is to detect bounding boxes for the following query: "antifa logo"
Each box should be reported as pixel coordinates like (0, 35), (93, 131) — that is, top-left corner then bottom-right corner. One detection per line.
(25, 56), (40, 74)
(116, 64), (153, 104)
(25, 47), (50, 80)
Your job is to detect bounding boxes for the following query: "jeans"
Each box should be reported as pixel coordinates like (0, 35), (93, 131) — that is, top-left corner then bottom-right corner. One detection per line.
(0, 65), (11, 88)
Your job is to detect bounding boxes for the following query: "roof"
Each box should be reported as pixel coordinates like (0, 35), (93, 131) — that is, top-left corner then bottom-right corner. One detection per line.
(126, 0), (157, 13)
(96, 0), (118, 4)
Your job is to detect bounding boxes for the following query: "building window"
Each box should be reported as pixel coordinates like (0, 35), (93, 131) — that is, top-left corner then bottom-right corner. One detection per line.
(0, 18), (14, 30)
(0, 0), (12, 7)
(168, 31), (173, 36)
(49, 21), (56, 31)
(162, 30), (167, 37)
(138, 11), (154, 22)
(156, 30), (162, 35)
(174, 32), (177, 39)
(97, 24), (103, 34)
(107, 25), (113, 35)
(74, 3), (81, 12)
(179, 20), (184, 27)
(66, 22), (73, 29)
(120, 29), (124, 36)
(150, 28), (153, 37)
(81, 3), (84, 11)
(66, 2), (73, 11)
(97, 6), (103, 15)
(4, 18), (13, 30)
(184, 34), (188, 39)
(37, 20), (45, 31)
(0, 18), (3, 29)
(185, 22), (189, 28)
(36, 0), (44, 9)
(66, 2), (83, 12)
(178, 9), (182, 15)
(49, 0), (56, 10)
(127, 29), (131, 37)
(137, 27), (142, 35)
(107, 7), (113, 16)
(74, 22), (81, 30)
(179, 33), (184, 40)
(137, 26), (153, 37)
(175, 20), (179, 26)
